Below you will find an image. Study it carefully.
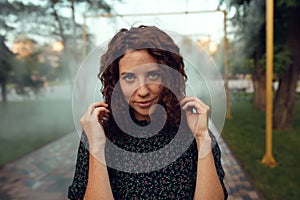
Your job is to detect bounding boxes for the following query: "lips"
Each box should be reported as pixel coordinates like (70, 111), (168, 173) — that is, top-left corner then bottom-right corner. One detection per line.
(135, 98), (156, 108)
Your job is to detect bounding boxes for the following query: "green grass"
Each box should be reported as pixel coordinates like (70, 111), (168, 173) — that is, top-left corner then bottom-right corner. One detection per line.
(0, 99), (75, 167)
(222, 95), (300, 200)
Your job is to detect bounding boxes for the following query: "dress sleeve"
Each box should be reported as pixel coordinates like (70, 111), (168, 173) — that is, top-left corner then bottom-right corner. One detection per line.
(68, 133), (90, 200)
(210, 131), (228, 200)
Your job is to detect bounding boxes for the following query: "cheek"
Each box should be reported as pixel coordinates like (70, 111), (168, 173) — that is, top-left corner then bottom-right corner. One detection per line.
(120, 82), (134, 102)
(149, 84), (164, 96)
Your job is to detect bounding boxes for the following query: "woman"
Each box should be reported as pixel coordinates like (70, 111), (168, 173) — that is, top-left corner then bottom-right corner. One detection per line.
(68, 25), (228, 199)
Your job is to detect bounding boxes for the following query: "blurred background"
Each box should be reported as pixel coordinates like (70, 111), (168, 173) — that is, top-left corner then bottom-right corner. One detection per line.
(0, 0), (299, 199)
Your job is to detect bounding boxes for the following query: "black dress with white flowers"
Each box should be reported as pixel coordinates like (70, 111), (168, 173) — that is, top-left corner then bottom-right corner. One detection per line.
(68, 119), (228, 199)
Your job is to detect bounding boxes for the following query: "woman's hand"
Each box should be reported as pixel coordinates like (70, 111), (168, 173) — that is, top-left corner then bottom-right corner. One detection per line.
(80, 102), (110, 154)
(180, 97), (211, 149)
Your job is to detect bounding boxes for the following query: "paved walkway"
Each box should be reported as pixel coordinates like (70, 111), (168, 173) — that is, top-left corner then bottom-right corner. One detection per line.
(0, 132), (263, 200)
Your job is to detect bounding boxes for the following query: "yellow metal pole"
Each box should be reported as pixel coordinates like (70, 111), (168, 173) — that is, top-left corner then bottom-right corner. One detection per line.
(261, 0), (276, 167)
(82, 15), (87, 60)
(223, 10), (232, 119)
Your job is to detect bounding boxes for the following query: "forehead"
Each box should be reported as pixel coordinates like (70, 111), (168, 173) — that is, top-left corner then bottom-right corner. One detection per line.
(119, 50), (158, 73)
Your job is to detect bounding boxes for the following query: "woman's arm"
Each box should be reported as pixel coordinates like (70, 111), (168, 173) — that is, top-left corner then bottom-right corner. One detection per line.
(80, 102), (114, 200)
(180, 97), (226, 199)
(84, 147), (114, 200)
(193, 135), (224, 200)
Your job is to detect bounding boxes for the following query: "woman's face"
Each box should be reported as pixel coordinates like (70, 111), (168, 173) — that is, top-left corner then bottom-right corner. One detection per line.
(119, 50), (163, 121)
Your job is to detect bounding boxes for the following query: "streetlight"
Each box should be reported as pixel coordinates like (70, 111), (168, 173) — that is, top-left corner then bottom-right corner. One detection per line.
(197, 37), (218, 56)
(208, 41), (218, 55)
(52, 41), (64, 52)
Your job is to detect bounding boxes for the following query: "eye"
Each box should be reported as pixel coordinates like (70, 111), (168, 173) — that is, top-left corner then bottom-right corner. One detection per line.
(147, 71), (161, 81)
(122, 73), (135, 82)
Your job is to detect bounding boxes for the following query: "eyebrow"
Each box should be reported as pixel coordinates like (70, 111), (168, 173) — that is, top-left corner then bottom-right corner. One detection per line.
(120, 72), (134, 76)
(120, 69), (161, 76)
(146, 69), (161, 74)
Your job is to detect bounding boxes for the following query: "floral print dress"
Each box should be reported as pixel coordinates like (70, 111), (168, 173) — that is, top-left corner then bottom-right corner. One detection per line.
(68, 120), (228, 199)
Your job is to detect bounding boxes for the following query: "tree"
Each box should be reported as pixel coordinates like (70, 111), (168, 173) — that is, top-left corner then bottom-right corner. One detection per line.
(0, 0), (50, 103)
(0, 36), (15, 107)
(0, 0), (18, 106)
(0, 0), (113, 101)
(46, 0), (112, 80)
(272, 0), (300, 130)
(228, 40), (253, 75)
(219, 0), (266, 111)
(219, 0), (300, 130)
(10, 37), (47, 98)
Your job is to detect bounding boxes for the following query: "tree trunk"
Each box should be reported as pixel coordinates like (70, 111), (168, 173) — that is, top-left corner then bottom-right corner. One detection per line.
(71, 0), (76, 42)
(50, 1), (73, 88)
(1, 81), (7, 110)
(273, 6), (300, 130)
(50, 2), (66, 46)
(273, 66), (298, 130)
(70, 0), (78, 78)
(253, 64), (266, 111)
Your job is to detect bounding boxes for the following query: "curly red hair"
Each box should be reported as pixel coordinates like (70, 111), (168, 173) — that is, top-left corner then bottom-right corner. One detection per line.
(98, 25), (187, 133)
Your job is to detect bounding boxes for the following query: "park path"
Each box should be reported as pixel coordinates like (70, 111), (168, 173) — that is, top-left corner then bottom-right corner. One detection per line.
(0, 132), (263, 200)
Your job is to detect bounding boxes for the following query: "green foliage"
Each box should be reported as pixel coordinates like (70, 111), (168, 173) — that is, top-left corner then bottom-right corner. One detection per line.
(219, 0), (299, 79)
(47, 0), (112, 40)
(0, 0), (115, 102)
(273, 47), (293, 75)
(277, 0), (300, 7)
(258, 46), (293, 76)
(228, 40), (255, 74)
(0, 0), (48, 37)
(218, 0), (266, 76)
(0, 36), (15, 98)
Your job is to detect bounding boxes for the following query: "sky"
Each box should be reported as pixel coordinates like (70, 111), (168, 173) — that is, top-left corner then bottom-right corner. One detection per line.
(7, 0), (231, 50)
(83, 0), (228, 45)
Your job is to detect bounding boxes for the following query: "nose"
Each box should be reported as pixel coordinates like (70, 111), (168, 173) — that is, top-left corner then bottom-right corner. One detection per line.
(136, 83), (150, 97)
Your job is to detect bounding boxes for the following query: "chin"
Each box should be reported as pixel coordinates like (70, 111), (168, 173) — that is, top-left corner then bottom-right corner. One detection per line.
(133, 108), (154, 120)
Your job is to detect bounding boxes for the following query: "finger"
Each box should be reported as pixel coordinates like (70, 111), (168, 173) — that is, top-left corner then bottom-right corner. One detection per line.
(180, 97), (209, 111)
(93, 102), (108, 107)
(181, 101), (195, 110)
(180, 96), (200, 107)
(179, 96), (191, 106)
(181, 100), (202, 110)
(194, 99), (210, 111)
(94, 107), (110, 121)
(180, 96), (204, 105)
(182, 102), (209, 115)
(94, 107), (110, 116)
(88, 102), (108, 115)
